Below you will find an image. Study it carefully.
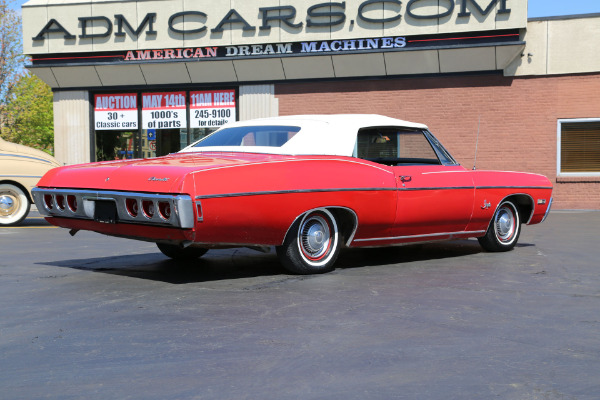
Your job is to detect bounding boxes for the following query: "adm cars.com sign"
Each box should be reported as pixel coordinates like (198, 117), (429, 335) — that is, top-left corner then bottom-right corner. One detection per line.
(31, 0), (514, 43)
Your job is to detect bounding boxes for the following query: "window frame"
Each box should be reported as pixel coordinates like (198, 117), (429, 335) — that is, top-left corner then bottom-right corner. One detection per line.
(557, 118), (600, 178)
(353, 127), (458, 167)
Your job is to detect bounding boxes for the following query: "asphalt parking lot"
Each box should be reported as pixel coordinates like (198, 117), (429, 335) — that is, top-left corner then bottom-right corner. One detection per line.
(1, 210), (599, 400)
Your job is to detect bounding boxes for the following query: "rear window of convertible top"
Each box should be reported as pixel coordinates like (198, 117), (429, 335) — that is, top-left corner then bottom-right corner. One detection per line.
(193, 125), (301, 148)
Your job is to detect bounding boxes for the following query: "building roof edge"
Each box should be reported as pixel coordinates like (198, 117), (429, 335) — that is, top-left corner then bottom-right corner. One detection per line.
(528, 13), (600, 22)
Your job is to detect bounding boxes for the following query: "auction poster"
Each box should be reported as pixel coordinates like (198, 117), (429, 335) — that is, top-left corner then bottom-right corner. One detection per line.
(94, 93), (138, 130)
(190, 90), (236, 129)
(142, 91), (187, 130)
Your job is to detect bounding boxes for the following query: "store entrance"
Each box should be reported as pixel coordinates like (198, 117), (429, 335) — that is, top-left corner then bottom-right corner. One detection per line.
(141, 128), (187, 158)
(96, 130), (137, 161)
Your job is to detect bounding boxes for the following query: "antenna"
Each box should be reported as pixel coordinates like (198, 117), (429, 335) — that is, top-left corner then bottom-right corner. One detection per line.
(473, 116), (481, 170)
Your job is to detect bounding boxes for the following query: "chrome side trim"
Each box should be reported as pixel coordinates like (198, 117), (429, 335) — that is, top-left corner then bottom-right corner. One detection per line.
(398, 186), (474, 191)
(354, 230), (486, 243)
(196, 187), (396, 200)
(0, 175), (43, 179)
(32, 188), (194, 229)
(0, 153), (55, 164)
(541, 197), (553, 223)
(476, 186), (554, 190)
(195, 185), (552, 200)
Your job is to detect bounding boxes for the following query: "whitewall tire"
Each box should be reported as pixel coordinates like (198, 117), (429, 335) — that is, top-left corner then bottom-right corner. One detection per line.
(478, 200), (521, 252)
(0, 184), (31, 226)
(276, 209), (341, 274)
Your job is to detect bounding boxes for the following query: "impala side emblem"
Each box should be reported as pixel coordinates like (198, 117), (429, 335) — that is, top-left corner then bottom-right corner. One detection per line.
(148, 177), (169, 182)
(481, 200), (491, 210)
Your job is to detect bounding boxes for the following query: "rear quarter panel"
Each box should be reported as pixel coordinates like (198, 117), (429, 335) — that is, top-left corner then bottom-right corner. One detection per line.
(191, 157), (398, 246)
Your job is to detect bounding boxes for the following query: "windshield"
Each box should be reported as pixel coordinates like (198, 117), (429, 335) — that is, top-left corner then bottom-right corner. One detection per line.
(192, 125), (301, 148)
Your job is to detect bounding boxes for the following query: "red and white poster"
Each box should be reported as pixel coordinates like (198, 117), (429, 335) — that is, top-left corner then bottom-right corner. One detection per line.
(190, 90), (236, 129)
(142, 91), (187, 129)
(94, 93), (138, 130)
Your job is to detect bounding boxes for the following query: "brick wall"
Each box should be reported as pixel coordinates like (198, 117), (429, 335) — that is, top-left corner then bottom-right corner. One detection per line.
(275, 73), (600, 210)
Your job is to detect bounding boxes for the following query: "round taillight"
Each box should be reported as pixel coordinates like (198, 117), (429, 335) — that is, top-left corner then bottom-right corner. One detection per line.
(126, 198), (139, 217)
(142, 200), (154, 218)
(67, 195), (78, 212)
(55, 195), (66, 211)
(158, 201), (171, 220)
(44, 194), (54, 210)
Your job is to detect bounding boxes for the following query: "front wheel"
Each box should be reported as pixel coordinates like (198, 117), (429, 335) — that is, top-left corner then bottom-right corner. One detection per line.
(276, 209), (341, 274)
(478, 200), (521, 252)
(0, 184), (31, 226)
(157, 243), (208, 261)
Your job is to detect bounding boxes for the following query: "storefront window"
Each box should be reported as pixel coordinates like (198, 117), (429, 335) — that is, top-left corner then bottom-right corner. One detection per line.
(96, 130), (137, 161)
(141, 128), (189, 158)
(190, 128), (216, 144)
(94, 93), (139, 161)
(93, 90), (236, 160)
(141, 91), (187, 157)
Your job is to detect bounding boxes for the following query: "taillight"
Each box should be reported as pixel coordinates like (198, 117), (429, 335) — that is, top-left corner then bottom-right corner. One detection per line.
(158, 201), (171, 220)
(55, 195), (66, 211)
(142, 200), (154, 218)
(126, 198), (139, 217)
(67, 195), (78, 212)
(44, 194), (53, 210)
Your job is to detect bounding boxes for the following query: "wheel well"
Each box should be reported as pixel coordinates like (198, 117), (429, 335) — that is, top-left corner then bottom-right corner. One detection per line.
(0, 180), (33, 203)
(503, 194), (534, 224)
(328, 207), (358, 246)
(283, 207), (358, 247)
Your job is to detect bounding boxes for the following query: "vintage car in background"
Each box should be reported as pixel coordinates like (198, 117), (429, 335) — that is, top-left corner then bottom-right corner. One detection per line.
(33, 115), (553, 274)
(0, 137), (60, 226)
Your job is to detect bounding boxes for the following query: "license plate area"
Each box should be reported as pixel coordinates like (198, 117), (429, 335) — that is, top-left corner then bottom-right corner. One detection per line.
(94, 200), (118, 224)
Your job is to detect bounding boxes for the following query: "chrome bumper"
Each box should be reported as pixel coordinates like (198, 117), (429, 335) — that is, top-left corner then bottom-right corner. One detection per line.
(32, 188), (195, 229)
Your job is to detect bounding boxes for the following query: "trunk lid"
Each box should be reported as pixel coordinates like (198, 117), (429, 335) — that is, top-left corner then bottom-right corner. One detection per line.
(37, 152), (291, 193)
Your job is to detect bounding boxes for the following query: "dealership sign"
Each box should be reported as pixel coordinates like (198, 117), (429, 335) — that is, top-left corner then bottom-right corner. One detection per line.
(31, 0), (512, 42)
(32, 30), (520, 66)
(123, 36), (407, 61)
(94, 94), (138, 130)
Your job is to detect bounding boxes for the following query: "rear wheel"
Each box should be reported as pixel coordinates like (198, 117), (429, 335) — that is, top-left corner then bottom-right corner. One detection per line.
(276, 209), (341, 274)
(478, 200), (521, 252)
(0, 184), (31, 226)
(157, 243), (208, 261)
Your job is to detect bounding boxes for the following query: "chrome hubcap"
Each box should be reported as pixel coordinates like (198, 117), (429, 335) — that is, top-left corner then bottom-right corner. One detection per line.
(495, 207), (515, 242)
(300, 215), (330, 259)
(0, 194), (18, 217)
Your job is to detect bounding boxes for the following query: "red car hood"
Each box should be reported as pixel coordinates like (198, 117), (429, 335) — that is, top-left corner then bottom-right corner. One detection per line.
(37, 152), (293, 193)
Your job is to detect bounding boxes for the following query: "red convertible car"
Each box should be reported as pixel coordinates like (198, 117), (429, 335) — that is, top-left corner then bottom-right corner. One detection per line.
(33, 115), (552, 274)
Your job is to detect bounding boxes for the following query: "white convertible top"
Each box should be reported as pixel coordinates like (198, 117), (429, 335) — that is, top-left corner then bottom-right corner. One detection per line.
(179, 114), (429, 156)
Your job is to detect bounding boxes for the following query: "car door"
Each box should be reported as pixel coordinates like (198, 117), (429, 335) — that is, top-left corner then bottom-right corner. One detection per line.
(355, 127), (475, 240)
(391, 164), (475, 238)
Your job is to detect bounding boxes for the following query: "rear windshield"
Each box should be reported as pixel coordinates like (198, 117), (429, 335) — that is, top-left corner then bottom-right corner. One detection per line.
(193, 125), (301, 148)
